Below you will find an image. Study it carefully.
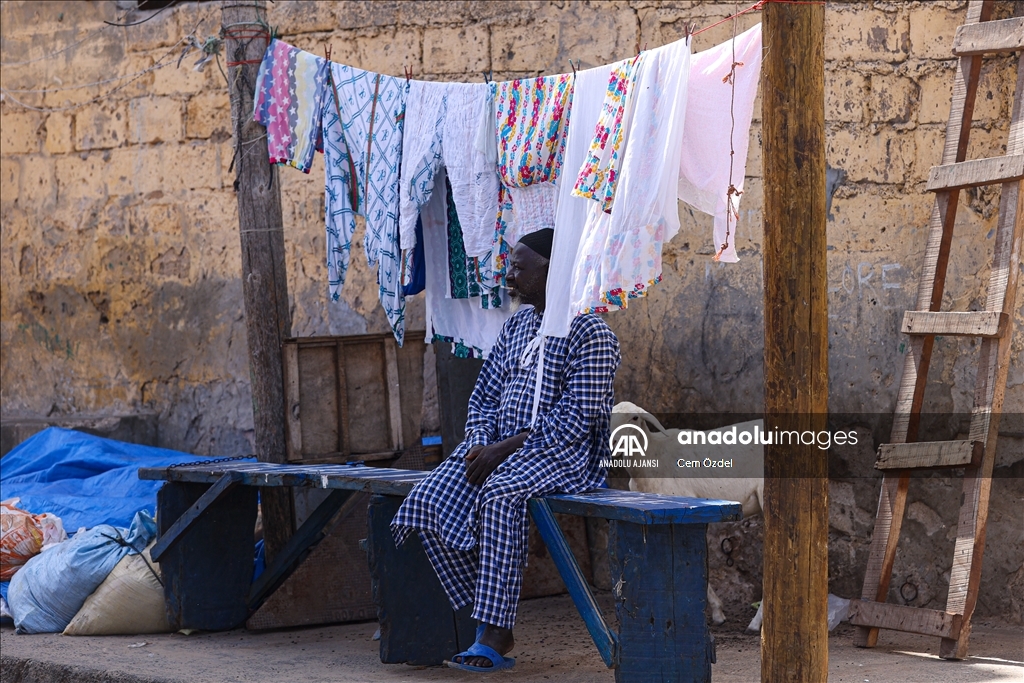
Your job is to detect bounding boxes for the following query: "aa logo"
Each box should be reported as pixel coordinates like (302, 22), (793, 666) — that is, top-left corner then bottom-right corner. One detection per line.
(609, 423), (648, 458)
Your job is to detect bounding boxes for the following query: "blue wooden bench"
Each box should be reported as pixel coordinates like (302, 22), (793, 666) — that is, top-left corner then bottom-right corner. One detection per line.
(140, 461), (740, 682)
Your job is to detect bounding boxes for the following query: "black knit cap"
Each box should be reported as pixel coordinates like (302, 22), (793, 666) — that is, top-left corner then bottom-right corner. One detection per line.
(516, 228), (554, 260)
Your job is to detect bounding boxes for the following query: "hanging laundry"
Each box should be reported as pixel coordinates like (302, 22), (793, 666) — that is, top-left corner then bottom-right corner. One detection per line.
(423, 170), (512, 359)
(445, 176), (471, 298)
(321, 101), (358, 304)
(470, 91), (499, 259)
(677, 23), (763, 264)
(323, 62), (409, 342)
(571, 55), (645, 213)
(492, 73), (573, 285)
(251, 29), (759, 348)
(541, 61), (634, 340)
(444, 177), (501, 308)
(253, 39), (329, 174)
(398, 81), (498, 262)
(401, 216), (425, 297)
(570, 37), (692, 316)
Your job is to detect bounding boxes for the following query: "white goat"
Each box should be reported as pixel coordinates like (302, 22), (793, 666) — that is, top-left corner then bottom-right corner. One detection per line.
(610, 401), (765, 630)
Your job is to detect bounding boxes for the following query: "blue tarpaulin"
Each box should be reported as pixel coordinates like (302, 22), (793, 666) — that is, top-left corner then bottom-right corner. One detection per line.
(0, 427), (250, 532)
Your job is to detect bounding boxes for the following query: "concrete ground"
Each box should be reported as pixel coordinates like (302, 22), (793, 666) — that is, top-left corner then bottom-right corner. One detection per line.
(2, 595), (1021, 683)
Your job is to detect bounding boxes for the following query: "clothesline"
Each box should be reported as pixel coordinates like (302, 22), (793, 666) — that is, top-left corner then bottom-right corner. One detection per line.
(301, 0), (812, 90)
(692, 0), (825, 37)
(308, 0), (817, 87)
(253, 23), (762, 360)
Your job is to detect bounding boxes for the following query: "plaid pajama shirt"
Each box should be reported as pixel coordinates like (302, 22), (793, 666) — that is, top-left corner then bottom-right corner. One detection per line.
(391, 307), (620, 629)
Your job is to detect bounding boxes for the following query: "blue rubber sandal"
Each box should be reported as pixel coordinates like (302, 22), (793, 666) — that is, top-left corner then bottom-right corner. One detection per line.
(447, 641), (516, 672)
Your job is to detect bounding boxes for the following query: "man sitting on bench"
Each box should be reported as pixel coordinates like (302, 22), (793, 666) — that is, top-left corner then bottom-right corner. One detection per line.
(391, 228), (621, 672)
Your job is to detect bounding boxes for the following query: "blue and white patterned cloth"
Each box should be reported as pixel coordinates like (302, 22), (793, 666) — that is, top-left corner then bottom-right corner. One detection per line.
(324, 63), (409, 342)
(391, 307), (620, 628)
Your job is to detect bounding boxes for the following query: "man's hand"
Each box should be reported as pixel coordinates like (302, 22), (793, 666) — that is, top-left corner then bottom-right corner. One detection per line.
(465, 432), (529, 486)
(464, 443), (505, 486)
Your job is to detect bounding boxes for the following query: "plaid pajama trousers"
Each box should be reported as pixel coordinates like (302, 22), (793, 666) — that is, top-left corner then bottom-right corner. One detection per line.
(412, 451), (578, 629)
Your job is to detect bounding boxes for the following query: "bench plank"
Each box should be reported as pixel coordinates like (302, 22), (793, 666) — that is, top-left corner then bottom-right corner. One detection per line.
(546, 489), (741, 525)
(141, 464), (743, 525)
(140, 463), (427, 497)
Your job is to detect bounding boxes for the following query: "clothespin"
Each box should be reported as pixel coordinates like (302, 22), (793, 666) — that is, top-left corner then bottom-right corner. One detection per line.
(684, 22), (696, 40)
(324, 44), (332, 61)
(482, 69), (492, 84)
(569, 58), (578, 79)
(404, 65), (413, 82)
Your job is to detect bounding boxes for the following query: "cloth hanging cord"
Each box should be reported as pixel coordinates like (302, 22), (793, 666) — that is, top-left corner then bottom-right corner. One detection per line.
(714, 13), (742, 262)
(222, 21), (271, 67)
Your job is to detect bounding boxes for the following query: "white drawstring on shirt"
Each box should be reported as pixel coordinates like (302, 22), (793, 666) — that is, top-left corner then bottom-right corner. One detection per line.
(518, 333), (547, 429)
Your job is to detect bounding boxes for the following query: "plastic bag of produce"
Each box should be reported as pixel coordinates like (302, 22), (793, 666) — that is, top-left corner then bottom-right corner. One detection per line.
(7, 510), (156, 633)
(1, 499), (67, 581)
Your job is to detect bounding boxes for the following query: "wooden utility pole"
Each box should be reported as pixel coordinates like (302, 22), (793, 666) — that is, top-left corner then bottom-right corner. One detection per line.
(222, 0), (293, 564)
(760, 2), (829, 682)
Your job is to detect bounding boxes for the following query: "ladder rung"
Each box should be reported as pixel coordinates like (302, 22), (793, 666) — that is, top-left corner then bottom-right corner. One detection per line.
(901, 311), (1008, 337)
(849, 600), (962, 639)
(952, 17), (1024, 56)
(926, 154), (1024, 192)
(876, 440), (981, 470)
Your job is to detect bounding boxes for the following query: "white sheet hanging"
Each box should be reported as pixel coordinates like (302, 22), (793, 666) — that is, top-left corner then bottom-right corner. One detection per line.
(422, 169), (512, 358)
(399, 81), (499, 260)
(569, 37), (693, 317)
(677, 23), (763, 264)
(539, 61), (633, 339)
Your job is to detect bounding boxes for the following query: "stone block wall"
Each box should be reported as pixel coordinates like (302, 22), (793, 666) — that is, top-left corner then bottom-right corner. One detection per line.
(1, 1), (1021, 622)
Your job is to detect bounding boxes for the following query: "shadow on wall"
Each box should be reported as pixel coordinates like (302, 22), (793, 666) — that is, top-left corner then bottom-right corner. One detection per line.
(2, 278), (254, 457)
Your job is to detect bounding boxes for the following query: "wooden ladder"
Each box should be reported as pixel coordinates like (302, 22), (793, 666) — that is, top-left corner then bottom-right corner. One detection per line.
(849, 0), (1024, 660)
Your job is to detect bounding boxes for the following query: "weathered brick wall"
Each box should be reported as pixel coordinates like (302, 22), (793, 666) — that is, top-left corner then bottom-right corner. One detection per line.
(1, 1), (1021, 621)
